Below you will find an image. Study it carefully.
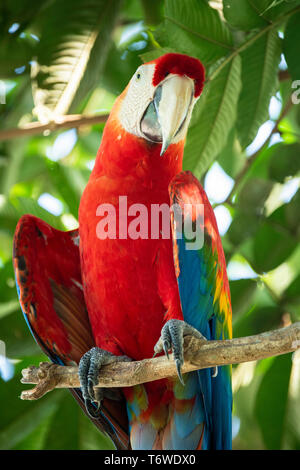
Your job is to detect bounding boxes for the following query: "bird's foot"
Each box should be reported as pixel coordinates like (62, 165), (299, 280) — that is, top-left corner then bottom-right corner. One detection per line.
(78, 347), (131, 418)
(153, 319), (217, 384)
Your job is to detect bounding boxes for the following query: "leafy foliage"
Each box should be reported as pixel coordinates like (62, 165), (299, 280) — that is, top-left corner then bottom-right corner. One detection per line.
(184, 55), (242, 176)
(255, 354), (293, 449)
(34, 0), (123, 119)
(237, 30), (281, 149)
(0, 0), (300, 450)
(284, 11), (300, 81)
(161, 0), (233, 64)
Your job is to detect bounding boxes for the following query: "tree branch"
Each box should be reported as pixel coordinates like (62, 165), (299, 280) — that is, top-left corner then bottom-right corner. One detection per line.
(0, 114), (109, 142)
(20, 322), (300, 400)
(207, 5), (300, 83)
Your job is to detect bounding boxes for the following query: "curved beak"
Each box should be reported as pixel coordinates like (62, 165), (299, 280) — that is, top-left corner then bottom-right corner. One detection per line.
(154, 74), (194, 156)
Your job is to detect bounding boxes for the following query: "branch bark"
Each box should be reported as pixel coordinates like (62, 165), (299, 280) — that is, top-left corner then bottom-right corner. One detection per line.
(0, 63), (291, 144)
(0, 114), (108, 142)
(20, 322), (300, 400)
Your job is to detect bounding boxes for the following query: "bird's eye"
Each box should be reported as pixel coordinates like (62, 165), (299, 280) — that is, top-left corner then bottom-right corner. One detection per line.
(136, 73), (141, 80)
(165, 71), (170, 77)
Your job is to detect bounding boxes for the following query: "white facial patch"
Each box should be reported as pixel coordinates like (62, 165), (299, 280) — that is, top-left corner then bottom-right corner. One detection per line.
(118, 63), (199, 145)
(119, 64), (156, 139)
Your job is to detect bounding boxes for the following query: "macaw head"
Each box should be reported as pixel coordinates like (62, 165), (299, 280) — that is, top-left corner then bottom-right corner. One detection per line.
(117, 53), (205, 156)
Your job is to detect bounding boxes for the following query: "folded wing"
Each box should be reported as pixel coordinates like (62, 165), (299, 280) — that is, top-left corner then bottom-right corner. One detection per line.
(13, 214), (129, 449)
(169, 171), (232, 449)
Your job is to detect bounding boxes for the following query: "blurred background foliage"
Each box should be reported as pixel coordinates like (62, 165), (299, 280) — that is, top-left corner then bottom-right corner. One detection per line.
(0, 0), (300, 450)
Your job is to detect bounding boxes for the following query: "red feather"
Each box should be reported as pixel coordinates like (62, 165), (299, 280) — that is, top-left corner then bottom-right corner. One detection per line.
(151, 53), (205, 97)
(13, 214), (129, 449)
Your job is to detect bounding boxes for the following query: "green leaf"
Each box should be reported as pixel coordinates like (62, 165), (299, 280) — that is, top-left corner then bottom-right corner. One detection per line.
(121, 0), (144, 21)
(2, 0), (48, 25)
(0, 230), (13, 263)
(13, 415), (54, 450)
(102, 29), (152, 96)
(1, 139), (27, 197)
(283, 11), (300, 82)
(230, 278), (257, 318)
(237, 190), (300, 275)
(216, 128), (245, 178)
(268, 142), (300, 182)
(77, 409), (115, 450)
(227, 211), (262, 245)
(140, 47), (177, 63)
(244, 190), (300, 273)
(253, 217), (298, 272)
(255, 354), (292, 449)
(234, 306), (284, 337)
(268, 189), (300, 235)
(46, 160), (85, 219)
(33, 0), (122, 120)
(0, 358), (61, 450)
(12, 196), (64, 230)
(223, 0), (300, 30)
(140, 0), (164, 25)
(0, 78), (34, 130)
(42, 393), (114, 449)
(0, 195), (64, 236)
(263, 0), (300, 21)
(237, 177), (274, 214)
(0, 37), (33, 78)
(237, 30), (281, 149)
(0, 300), (20, 319)
(0, 261), (16, 303)
(0, 355), (113, 449)
(223, 0), (269, 30)
(0, 395), (60, 450)
(282, 273), (300, 304)
(183, 55), (242, 177)
(17, 155), (47, 183)
(0, 308), (41, 357)
(244, 143), (283, 181)
(161, 0), (233, 65)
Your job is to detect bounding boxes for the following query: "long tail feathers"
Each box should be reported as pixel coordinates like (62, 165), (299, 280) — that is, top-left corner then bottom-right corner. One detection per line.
(128, 373), (207, 450)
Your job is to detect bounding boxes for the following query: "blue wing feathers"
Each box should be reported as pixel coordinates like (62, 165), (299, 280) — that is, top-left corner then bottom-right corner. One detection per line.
(169, 172), (232, 450)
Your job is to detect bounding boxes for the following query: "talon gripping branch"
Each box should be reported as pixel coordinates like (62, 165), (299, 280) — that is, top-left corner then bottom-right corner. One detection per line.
(13, 53), (232, 450)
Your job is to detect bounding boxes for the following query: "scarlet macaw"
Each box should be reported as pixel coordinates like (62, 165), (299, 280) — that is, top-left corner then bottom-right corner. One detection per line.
(13, 53), (232, 450)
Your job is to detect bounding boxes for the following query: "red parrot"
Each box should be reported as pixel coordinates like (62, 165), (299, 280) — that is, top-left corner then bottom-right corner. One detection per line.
(13, 53), (232, 450)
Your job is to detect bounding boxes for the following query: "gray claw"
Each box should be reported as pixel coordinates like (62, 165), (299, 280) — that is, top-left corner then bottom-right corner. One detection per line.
(79, 347), (131, 419)
(154, 319), (207, 385)
(163, 340), (170, 359)
(84, 397), (101, 419)
(175, 359), (184, 385)
(88, 379), (95, 401)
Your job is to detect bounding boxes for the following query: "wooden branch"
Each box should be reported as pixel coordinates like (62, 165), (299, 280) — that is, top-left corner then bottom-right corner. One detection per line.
(20, 323), (300, 400)
(0, 114), (108, 142)
(279, 70), (290, 82)
(0, 69), (290, 143)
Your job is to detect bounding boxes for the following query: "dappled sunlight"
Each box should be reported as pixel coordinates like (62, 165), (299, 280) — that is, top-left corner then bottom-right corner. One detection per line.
(232, 361), (257, 394)
(46, 129), (78, 162)
(227, 256), (258, 281)
(214, 204), (232, 235)
(204, 162), (234, 204)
